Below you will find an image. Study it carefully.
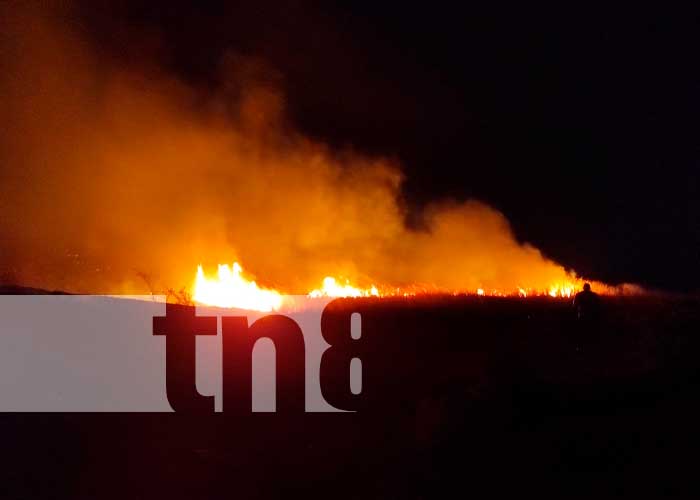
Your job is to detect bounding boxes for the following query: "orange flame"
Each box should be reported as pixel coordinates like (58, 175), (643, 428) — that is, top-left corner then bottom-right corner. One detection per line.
(308, 277), (379, 298)
(193, 263), (283, 312)
(191, 262), (623, 310)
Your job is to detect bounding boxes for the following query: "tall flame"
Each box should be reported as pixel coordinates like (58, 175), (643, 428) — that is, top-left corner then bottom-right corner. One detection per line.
(193, 263), (283, 312)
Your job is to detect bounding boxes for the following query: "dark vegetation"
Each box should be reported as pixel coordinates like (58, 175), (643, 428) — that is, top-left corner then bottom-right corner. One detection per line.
(1, 291), (699, 498)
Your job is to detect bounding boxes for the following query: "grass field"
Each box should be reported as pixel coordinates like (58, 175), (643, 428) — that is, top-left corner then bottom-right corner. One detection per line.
(1, 291), (699, 498)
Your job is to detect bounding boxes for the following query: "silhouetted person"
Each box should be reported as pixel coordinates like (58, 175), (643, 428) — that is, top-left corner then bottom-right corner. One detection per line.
(572, 283), (601, 353)
(573, 283), (600, 321)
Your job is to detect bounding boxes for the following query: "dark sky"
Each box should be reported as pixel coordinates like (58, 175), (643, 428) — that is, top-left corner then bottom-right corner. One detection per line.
(75, 1), (698, 292)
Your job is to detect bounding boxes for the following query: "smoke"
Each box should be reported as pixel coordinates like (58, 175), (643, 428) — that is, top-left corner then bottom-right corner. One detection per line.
(0, 3), (581, 294)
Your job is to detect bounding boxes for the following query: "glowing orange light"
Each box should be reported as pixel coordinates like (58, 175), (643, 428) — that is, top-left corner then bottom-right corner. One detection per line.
(191, 262), (619, 308)
(193, 263), (283, 312)
(308, 277), (379, 298)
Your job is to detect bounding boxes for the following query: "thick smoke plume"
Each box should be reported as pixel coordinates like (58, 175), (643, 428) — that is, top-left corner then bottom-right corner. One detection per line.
(0, 4), (586, 295)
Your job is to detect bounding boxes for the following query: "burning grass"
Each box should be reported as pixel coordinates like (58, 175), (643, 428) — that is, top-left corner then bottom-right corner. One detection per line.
(190, 261), (642, 311)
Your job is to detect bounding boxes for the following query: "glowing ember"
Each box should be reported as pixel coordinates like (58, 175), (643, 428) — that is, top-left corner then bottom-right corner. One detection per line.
(193, 263), (283, 312)
(308, 277), (379, 298)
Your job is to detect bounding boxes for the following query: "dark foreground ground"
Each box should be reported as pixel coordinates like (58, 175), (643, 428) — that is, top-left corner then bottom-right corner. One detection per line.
(1, 291), (699, 499)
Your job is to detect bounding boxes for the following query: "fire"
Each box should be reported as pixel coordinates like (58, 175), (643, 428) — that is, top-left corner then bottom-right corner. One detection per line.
(474, 282), (580, 298)
(191, 262), (624, 310)
(547, 283), (577, 298)
(193, 263), (283, 312)
(308, 277), (379, 298)
(192, 265), (380, 310)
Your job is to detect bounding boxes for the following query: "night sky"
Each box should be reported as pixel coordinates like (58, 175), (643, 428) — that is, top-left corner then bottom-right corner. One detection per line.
(65, 2), (700, 292)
